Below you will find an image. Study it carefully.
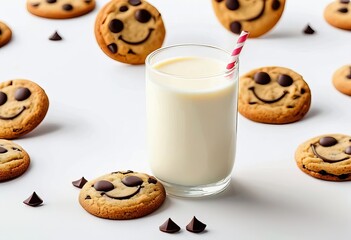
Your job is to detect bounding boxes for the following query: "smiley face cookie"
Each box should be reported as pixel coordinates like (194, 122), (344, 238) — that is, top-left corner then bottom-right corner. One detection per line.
(295, 134), (351, 181)
(211, 0), (286, 38)
(0, 21), (12, 48)
(0, 79), (49, 139)
(26, 0), (96, 19)
(95, 0), (166, 64)
(79, 171), (166, 219)
(332, 65), (351, 95)
(324, 0), (351, 30)
(0, 139), (30, 181)
(238, 66), (311, 124)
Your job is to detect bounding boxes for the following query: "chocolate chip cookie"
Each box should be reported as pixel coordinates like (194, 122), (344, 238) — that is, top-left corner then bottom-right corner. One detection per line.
(26, 0), (96, 19)
(295, 134), (351, 181)
(324, 0), (351, 30)
(332, 65), (351, 95)
(0, 79), (49, 139)
(94, 0), (166, 64)
(0, 139), (30, 181)
(211, 0), (286, 38)
(238, 66), (311, 124)
(79, 171), (166, 219)
(0, 21), (12, 48)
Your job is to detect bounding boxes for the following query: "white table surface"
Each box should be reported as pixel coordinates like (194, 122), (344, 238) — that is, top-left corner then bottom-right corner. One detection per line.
(1, 0), (351, 239)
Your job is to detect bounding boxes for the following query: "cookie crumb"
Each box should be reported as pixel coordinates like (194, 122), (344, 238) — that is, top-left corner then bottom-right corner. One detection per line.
(49, 31), (62, 41)
(303, 24), (315, 34)
(23, 192), (43, 207)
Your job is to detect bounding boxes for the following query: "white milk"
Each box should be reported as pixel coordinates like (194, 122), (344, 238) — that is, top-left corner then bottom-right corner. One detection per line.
(146, 57), (237, 186)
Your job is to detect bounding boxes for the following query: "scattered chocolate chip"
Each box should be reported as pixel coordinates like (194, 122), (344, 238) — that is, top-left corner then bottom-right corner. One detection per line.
(15, 87), (31, 101)
(225, 0), (239, 10)
(135, 9), (152, 23)
(272, 0), (281, 10)
(93, 180), (114, 191)
(345, 146), (351, 155)
(319, 170), (327, 175)
(46, 0), (56, 3)
(49, 31), (62, 41)
(120, 6), (129, 12)
(72, 177), (88, 188)
(303, 24), (315, 34)
(148, 177), (157, 184)
(62, 4), (73, 11)
(107, 43), (118, 53)
(186, 216), (207, 233)
(319, 136), (337, 147)
(254, 72), (271, 85)
(122, 176), (143, 187)
(109, 19), (124, 33)
(338, 174), (349, 179)
(300, 88), (306, 94)
(277, 74), (293, 87)
(159, 218), (181, 233)
(229, 21), (242, 34)
(338, 8), (348, 13)
(287, 105), (294, 108)
(23, 192), (43, 207)
(340, 0), (350, 4)
(85, 195), (91, 200)
(12, 147), (21, 152)
(0, 146), (7, 153)
(0, 91), (7, 105)
(128, 0), (141, 6)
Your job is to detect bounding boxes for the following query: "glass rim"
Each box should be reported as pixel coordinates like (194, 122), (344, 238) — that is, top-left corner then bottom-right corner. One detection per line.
(145, 43), (238, 80)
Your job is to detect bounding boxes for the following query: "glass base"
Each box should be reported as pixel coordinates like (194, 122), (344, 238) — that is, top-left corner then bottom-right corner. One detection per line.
(158, 176), (232, 198)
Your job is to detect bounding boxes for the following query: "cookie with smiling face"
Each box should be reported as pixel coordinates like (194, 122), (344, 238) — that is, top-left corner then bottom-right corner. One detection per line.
(79, 171), (166, 219)
(95, 0), (166, 65)
(0, 139), (30, 181)
(0, 79), (49, 139)
(26, 0), (96, 19)
(238, 66), (311, 124)
(295, 134), (351, 181)
(0, 21), (12, 48)
(324, 0), (351, 30)
(211, 0), (286, 38)
(332, 65), (351, 95)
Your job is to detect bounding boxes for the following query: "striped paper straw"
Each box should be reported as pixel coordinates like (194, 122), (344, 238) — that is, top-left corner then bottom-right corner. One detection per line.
(226, 31), (249, 70)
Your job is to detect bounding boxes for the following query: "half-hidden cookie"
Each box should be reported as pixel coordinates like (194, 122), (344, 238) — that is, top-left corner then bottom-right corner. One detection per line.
(324, 0), (351, 30)
(26, 0), (96, 19)
(332, 64), (351, 95)
(0, 21), (12, 48)
(211, 0), (286, 38)
(295, 134), (351, 181)
(79, 170), (166, 219)
(94, 0), (166, 64)
(0, 79), (49, 139)
(238, 66), (311, 124)
(0, 139), (30, 182)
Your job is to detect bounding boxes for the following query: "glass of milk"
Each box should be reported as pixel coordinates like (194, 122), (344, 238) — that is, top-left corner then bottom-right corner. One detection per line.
(145, 44), (238, 197)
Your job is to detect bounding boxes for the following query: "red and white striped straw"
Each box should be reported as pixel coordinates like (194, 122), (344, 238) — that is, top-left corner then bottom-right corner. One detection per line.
(226, 31), (249, 70)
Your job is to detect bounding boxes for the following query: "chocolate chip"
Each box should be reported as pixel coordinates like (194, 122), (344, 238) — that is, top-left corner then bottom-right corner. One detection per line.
(0, 146), (7, 153)
(338, 174), (349, 180)
(300, 88), (306, 94)
(226, 0), (239, 10)
(148, 177), (157, 184)
(93, 180), (114, 191)
(277, 74), (293, 87)
(345, 146), (351, 155)
(254, 72), (271, 85)
(303, 24), (315, 34)
(287, 105), (294, 108)
(347, 67), (351, 79)
(319, 136), (337, 147)
(109, 19), (124, 33)
(186, 216), (207, 233)
(46, 0), (56, 3)
(49, 31), (62, 41)
(85, 195), (91, 200)
(0, 28), (2, 35)
(135, 9), (152, 23)
(120, 6), (129, 12)
(338, 8), (348, 13)
(23, 192), (43, 207)
(15, 87), (31, 101)
(107, 43), (118, 53)
(229, 21), (242, 34)
(84, 0), (92, 3)
(340, 0), (350, 3)
(272, 0), (281, 10)
(159, 218), (181, 233)
(0, 91), (7, 106)
(318, 170), (327, 175)
(122, 176), (143, 187)
(72, 177), (88, 188)
(128, 0), (141, 6)
(62, 4), (73, 11)
(128, 49), (136, 54)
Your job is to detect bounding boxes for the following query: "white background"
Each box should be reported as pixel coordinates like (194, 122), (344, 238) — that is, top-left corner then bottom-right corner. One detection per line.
(1, 0), (351, 239)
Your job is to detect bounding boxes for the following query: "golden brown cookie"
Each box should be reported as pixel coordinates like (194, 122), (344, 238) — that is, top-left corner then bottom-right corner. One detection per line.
(295, 134), (351, 181)
(79, 171), (166, 220)
(211, 0), (286, 38)
(332, 64), (351, 95)
(324, 0), (351, 30)
(238, 66), (311, 124)
(0, 21), (12, 48)
(0, 139), (30, 182)
(0, 79), (49, 139)
(94, 0), (166, 65)
(26, 0), (96, 19)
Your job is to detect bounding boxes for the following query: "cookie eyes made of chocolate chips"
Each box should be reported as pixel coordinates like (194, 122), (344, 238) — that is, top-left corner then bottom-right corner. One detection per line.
(94, 0), (166, 65)
(211, 0), (286, 38)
